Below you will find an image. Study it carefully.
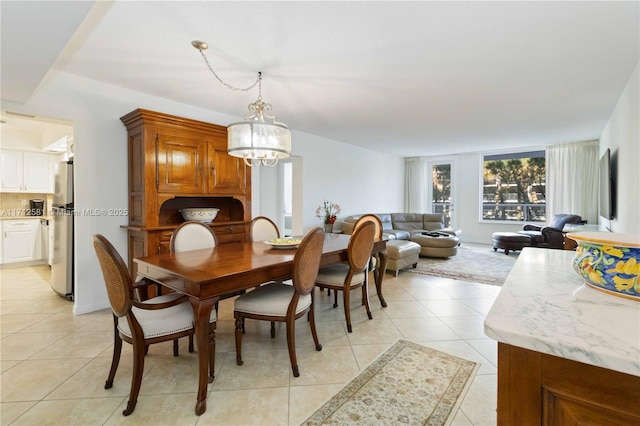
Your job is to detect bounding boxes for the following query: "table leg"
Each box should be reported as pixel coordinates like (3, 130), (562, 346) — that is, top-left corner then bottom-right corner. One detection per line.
(375, 249), (388, 307)
(190, 297), (216, 416)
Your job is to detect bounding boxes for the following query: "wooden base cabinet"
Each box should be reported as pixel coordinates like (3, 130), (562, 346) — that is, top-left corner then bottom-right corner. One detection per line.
(497, 343), (640, 425)
(121, 109), (251, 275)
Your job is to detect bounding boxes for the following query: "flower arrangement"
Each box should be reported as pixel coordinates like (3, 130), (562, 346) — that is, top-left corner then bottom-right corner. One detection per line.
(316, 200), (341, 224)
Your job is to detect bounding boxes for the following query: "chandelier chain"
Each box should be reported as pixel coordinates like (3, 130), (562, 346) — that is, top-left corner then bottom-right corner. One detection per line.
(197, 49), (261, 93)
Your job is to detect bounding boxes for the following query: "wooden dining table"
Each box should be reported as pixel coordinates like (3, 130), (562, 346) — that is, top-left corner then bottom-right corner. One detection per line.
(134, 232), (387, 415)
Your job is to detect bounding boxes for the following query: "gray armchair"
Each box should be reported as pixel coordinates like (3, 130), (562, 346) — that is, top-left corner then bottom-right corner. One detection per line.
(518, 214), (584, 249)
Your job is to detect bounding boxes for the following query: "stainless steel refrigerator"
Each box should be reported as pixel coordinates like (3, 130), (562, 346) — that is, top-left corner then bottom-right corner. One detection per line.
(51, 160), (74, 300)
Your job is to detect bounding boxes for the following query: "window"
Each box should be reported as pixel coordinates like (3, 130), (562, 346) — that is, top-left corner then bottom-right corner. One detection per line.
(482, 150), (546, 222)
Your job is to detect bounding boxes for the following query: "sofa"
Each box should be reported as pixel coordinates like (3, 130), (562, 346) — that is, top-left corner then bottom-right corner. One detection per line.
(342, 213), (461, 240)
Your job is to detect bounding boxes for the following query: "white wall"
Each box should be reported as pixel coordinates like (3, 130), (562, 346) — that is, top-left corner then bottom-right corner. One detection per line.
(599, 61), (640, 234)
(2, 71), (404, 315)
(256, 133), (404, 233)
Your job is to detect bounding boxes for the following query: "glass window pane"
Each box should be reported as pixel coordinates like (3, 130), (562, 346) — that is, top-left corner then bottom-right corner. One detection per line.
(482, 154), (546, 221)
(432, 164), (451, 227)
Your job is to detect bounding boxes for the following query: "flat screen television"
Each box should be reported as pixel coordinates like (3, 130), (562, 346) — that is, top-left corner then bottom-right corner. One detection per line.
(599, 148), (614, 220)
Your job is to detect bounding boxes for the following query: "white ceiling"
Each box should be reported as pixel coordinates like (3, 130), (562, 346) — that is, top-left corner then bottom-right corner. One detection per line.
(1, 1), (638, 157)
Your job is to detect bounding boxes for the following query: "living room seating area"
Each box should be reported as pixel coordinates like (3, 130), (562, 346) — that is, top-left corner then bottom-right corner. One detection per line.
(492, 213), (585, 255)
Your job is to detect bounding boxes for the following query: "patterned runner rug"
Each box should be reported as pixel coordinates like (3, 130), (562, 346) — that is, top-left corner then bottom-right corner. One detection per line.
(407, 244), (518, 286)
(302, 340), (479, 426)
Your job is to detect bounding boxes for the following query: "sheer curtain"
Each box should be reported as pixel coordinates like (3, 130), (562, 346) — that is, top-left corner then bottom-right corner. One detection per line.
(405, 157), (428, 213)
(546, 140), (599, 224)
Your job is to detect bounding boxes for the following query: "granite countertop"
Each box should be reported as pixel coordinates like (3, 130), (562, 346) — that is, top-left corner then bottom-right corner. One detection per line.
(484, 247), (640, 377)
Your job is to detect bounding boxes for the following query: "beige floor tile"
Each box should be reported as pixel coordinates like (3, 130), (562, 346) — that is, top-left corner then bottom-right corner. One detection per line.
(1, 358), (90, 401)
(288, 383), (345, 425)
(450, 409), (474, 425)
(392, 316), (461, 341)
(0, 359), (20, 373)
(459, 374), (498, 425)
(414, 339), (496, 375)
(437, 314), (490, 339)
(350, 342), (395, 369)
(289, 345), (360, 386)
(12, 397), (125, 425)
(198, 387), (289, 426)
(0, 313), (53, 333)
(104, 393), (198, 425)
(345, 318), (403, 345)
(20, 310), (100, 332)
(212, 349), (291, 390)
(466, 338), (498, 367)
(381, 299), (436, 318)
(29, 330), (113, 359)
(45, 357), (135, 400)
(139, 351), (205, 395)
(419, 299), (484, 316)
(7, 296), (71, 315)
(1, 401), (37, 425)
(0, 331), (68, 360)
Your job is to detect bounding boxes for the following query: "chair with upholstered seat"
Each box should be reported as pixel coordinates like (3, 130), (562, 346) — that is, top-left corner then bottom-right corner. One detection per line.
(92, 234), (217, 416)
(250, 216), (280, 242)
(233, 227), (324, 377)
(315, 221), (376, 333)
(353, 214), (383, 282)
(170, 221), (218, 252)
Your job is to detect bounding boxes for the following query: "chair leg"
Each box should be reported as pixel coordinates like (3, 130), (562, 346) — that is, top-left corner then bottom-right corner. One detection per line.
(208, 322), (216, 383)
(105, 317), (122, 389)
(286, 317), (299, 377)
(343, 286), (352, 333)
(173, 339), (179, 356)
(124, 338), (146, 416)
(362, 279), (372, 320)
(333, 289), (338, 308)
(188, 335), (194, 353)
(270, 321), (276, 338)
(234, 314), (244, 366)
(309, 304), (322, 352)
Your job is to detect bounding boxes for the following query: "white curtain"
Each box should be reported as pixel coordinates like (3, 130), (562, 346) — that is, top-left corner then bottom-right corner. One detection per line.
(546, 140), (599, 224)
(405, 157), (428, 213)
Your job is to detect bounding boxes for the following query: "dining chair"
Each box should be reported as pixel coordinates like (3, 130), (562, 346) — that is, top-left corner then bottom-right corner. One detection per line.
(92, 234), (217, 416)
(315, 220), (376, 332)
(169, 221), (220, 351)
(170, 220), (218, 252)
(233, 227), (324, 377)
(249, 215), (280, 242)
(353, 214), (384, 283)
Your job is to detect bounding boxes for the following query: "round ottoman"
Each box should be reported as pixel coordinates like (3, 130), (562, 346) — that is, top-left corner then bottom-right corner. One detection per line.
(491, 232), (531, 255)
(385, 240), (421, 276)
(410, 234), (459, 258)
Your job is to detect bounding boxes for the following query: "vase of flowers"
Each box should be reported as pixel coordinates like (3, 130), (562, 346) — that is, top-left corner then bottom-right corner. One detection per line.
(316, 200), (341, 233)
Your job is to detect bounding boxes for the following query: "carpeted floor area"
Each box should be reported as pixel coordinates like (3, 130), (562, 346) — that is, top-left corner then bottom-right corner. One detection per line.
(406, 244), (519, 286)
(302, 339), (479, 425)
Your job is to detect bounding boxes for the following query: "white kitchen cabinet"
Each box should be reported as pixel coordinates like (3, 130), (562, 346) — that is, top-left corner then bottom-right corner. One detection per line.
(2, 219), (41, 264)
(0, 150), (50, 193)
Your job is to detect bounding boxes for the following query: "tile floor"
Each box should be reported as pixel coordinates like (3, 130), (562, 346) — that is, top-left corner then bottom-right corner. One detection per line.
(1, 262), (499, 425)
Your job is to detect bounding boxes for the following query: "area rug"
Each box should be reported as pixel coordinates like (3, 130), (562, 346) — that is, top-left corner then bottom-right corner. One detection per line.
(407, 244), (518, 286)
(302, 339), (479, 426)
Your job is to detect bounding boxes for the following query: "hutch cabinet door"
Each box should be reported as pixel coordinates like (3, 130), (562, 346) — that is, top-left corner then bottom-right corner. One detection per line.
(156, 134), (207, 194)
(207, 142), (246, 194)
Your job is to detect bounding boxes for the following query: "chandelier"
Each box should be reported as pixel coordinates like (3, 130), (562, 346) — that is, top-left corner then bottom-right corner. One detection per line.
(192, 40), (291, 167)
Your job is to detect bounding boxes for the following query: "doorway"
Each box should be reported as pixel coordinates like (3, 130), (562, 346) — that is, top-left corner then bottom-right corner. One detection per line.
(427, 159), (457, 229)
(258, 156), (303, 237)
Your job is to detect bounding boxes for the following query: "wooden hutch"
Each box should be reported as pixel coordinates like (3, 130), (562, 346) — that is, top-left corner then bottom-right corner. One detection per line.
(120, 108), (251, 274)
